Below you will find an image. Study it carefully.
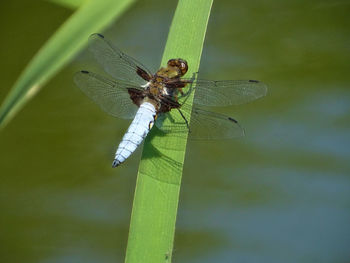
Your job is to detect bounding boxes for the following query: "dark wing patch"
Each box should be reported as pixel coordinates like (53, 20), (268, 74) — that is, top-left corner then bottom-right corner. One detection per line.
(136, 66), (152, 81)
(164, 79), (192, 89)
(128, 88), (145, 107)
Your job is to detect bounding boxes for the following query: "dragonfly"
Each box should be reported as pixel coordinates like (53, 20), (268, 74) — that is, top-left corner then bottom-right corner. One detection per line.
(74, 33), (267, 167)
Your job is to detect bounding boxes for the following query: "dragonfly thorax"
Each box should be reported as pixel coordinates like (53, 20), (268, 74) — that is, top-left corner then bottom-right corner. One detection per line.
(155, 59), (188, 79)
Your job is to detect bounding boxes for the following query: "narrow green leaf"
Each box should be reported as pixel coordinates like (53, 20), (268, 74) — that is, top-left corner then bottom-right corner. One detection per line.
(125, 0), (213, 262)
(0, 0), (136, 129)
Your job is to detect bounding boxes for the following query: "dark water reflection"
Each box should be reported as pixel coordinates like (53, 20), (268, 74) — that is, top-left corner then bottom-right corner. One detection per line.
(0, 0), (349, 262)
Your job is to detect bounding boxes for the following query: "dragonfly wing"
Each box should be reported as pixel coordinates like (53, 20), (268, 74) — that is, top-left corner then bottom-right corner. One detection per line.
(88, 33), (153, 86)
(74, 70), (138, 119)
(189, 107), (245, 140)
(181, 79), (267, 107)
(155, 106), (244, 140)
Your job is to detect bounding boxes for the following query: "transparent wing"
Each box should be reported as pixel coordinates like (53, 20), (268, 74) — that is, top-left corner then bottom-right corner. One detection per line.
(155, 105), (244, 140)
(88, 33), (153, 86)
(189, 108), (245, 139)
(181, 79), (267, 107)
(74, 70), (138, 119)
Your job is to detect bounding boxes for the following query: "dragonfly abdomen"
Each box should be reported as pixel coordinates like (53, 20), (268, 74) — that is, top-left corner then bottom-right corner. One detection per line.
(112, 102), (156, 167)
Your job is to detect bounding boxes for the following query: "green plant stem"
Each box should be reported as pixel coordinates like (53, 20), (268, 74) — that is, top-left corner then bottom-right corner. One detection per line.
(124, 0), (213, 262)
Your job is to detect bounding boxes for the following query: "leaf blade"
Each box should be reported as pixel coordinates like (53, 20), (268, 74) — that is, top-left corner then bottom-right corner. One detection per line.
(0, 0), (136, 129)
(125, 1), (214, 262)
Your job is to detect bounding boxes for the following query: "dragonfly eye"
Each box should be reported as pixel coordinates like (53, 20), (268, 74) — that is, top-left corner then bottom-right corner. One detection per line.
(167, 58), (188, 76)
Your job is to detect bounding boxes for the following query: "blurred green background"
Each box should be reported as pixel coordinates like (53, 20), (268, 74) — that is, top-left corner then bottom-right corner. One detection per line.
(1, 0), (349, 262)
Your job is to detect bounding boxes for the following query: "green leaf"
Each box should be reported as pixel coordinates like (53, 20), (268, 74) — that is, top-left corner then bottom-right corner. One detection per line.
(0, 0), (136, 129)
(125, 0), (213, 262)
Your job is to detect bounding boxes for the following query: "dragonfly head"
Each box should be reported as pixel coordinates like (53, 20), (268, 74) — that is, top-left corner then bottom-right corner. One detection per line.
(167, 59), (188, 77)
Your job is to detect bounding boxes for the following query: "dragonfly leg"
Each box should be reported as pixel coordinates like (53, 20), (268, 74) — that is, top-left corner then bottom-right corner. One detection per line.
(177, 109), (190, 132)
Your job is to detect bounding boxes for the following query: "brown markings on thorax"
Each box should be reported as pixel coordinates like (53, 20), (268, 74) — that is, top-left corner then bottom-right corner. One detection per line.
(130, 58), (192, 114)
